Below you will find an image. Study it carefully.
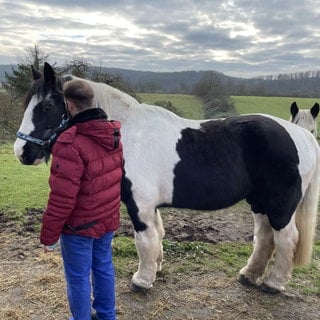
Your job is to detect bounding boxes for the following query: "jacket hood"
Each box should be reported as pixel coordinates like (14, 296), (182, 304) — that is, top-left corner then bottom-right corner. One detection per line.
(58, 108), (121, 151)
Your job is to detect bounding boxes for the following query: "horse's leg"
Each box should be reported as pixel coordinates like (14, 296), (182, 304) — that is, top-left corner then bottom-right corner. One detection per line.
(154, 209), (165, 272)
(131, 206), (165, 290)
(260, 214), (298, 293)
(239, 213), (275, 286)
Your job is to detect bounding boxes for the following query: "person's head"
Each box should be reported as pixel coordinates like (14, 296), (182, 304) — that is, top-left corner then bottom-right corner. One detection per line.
(63, 80), (94, 118)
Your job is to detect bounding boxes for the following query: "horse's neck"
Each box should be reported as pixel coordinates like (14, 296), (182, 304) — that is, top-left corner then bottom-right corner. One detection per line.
(86, 80), (140, 123)
(82, 78), (200, 131)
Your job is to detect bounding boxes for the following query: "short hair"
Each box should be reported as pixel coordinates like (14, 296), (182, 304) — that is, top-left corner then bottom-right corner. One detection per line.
(63, 79), (94, 110)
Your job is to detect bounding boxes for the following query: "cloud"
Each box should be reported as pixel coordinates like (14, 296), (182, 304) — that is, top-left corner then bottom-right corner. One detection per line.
(0, 0), (320, 77)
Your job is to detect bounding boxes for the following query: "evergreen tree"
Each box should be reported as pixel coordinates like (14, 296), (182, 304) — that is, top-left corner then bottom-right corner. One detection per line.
(4, 44), (49, 100)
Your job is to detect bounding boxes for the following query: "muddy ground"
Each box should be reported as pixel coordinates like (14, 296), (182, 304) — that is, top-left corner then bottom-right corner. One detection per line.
(0, 205), (319, 320)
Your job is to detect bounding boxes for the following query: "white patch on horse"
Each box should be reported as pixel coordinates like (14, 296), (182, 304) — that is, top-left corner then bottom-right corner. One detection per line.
(13, 96), (38, 158)
(80, 76), (203, 205)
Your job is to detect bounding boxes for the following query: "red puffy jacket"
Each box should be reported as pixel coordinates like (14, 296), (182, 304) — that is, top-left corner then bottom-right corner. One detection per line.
(40, 108), (123, 245)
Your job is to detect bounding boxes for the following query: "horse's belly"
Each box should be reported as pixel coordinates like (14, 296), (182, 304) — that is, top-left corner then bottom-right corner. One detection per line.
(171, 170), (250, 210)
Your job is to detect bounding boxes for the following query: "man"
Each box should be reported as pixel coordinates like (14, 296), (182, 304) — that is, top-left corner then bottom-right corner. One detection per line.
(40, 79), (123, 320)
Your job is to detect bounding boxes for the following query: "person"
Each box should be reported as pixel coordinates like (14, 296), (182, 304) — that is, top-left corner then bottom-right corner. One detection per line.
(40, 79), (123, 320)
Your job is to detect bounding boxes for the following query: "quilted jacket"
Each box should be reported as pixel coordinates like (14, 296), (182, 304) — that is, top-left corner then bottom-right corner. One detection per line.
(40, 108), (123, 245)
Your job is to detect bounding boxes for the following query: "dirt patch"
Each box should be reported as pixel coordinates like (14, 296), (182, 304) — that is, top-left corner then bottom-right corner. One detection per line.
(120, 206), (255, 243)
(0, 207), (319, 320)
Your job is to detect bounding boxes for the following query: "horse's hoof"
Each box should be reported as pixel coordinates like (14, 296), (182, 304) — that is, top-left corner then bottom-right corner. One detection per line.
(238, 274), (256, 287)
(259, 283), (281, 294)
(130, 283), (149, 293)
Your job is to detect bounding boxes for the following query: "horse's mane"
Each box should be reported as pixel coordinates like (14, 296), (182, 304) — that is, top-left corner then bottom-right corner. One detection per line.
(65, 76), (140, 115)
(63, 76), (184, 123)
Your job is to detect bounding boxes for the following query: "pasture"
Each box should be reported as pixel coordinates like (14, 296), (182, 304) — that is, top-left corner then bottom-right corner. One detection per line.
(1, 94), (320, 319)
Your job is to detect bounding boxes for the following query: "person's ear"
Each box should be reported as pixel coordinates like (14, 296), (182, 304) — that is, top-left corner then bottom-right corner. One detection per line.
(66, 99), (75, 117)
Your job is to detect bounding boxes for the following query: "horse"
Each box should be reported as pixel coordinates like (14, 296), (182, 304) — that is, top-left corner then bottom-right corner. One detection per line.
(14, 62), (320, 294)
(290, 101), (319, 137)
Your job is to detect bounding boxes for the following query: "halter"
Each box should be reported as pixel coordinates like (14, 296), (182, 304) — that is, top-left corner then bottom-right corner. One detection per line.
(16, 84), (71, 149)
(16, 114), (70, 149)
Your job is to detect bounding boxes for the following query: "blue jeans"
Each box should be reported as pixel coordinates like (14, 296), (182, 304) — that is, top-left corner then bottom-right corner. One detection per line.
(60, 232), (116, 320)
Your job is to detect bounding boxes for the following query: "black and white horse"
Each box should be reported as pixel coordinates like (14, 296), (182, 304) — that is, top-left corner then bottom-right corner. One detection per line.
(14, 63), (320, 293)
(290, 101), (319, 137)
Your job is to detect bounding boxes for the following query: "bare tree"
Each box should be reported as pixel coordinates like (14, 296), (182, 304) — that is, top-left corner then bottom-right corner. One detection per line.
(4, 44), (50, 100)
(59, 57), (90, 78)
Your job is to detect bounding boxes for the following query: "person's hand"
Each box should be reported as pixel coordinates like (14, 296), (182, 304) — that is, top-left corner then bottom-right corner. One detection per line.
(43, 244), (56, 253)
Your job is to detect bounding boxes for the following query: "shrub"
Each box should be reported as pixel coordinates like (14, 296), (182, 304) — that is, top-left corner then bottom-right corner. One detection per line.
(154, 100), (183, 116)
(0, 92), (23, 142)
(203, 97), (238, 119)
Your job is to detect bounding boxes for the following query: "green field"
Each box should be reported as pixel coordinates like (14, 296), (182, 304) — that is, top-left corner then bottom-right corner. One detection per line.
(138, 93), (204, 119)
(232, 96), (319, 120)
(139, 93), (319, 122)
(0, 144), (50, 213)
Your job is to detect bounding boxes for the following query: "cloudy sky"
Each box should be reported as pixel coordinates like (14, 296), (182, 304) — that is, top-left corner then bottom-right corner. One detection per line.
(1, 0), (320, 78)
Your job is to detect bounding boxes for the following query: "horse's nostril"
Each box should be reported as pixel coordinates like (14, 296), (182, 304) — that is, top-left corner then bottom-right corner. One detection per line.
(18, 156), (26, 164)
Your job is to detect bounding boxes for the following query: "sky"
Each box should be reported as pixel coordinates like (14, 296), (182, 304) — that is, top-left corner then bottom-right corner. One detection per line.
(1, 0), (320, 78)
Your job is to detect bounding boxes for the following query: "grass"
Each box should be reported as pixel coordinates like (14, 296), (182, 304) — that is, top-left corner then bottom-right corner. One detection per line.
(0, 144), (50, 214)
(138, 93), (204, 119)
(291, 240), (320, 294)
(232, 96), (319, 120)
(113, 236), (320, 295)
(139, 93), (319, 122)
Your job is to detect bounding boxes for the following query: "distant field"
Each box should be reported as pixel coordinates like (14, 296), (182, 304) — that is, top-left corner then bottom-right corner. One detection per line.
(232, 96), (319, 120)
(138, 93), (204, 119)
(139, 93), (319, 122)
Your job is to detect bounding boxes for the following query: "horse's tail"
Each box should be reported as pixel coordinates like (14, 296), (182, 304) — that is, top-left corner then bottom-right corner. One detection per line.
(294, 139), (320, 266)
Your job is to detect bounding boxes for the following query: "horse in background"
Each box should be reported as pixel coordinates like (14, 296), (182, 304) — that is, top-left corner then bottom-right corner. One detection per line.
(14, 63), (320, 294)
(290, 101), (319, 138)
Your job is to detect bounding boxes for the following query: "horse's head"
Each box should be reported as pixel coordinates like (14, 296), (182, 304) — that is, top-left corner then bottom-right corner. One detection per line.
(14, 62), (67, 165)
(290, 101), (319, 137)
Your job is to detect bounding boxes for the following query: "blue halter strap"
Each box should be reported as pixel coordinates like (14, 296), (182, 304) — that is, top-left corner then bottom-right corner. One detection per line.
(16, 115), (69, 148)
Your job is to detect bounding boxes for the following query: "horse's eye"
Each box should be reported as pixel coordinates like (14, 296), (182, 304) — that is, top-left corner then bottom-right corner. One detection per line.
(43, 102), (53, 111)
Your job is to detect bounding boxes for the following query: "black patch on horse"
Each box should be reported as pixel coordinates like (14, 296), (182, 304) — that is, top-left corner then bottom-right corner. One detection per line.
(172, 115), (302, 231)
(121, 173), (147, 232)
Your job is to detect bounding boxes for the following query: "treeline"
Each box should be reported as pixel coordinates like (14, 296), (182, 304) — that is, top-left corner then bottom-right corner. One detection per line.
(0, 66), (320, 98)
(121, 70), (320, 97)
(230, 71), (320, 97)
(3, 65), (320, 98)
(102, 68), (320, 98)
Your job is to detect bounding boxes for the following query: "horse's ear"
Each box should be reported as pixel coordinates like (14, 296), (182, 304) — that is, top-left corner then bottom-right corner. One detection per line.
(43, 62), (57, 86)
(290, 102), (299, 118)
(31, 65), (42, 80)
(311, 103), (320, 119)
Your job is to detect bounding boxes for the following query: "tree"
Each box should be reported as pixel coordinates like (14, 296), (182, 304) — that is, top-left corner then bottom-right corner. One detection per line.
(153, 100), (183, 116)
(59, 57), (90, 78)
(0, 44), (49, 141)
(193, 71), (237, 119)
(4, 44), (49, 100)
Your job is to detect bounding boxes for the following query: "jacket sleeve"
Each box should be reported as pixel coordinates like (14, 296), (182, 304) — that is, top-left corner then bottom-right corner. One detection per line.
(40, 142), (84, 245)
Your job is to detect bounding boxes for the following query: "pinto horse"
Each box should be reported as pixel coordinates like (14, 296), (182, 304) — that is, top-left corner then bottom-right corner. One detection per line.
(14, 63), (320, 293)
(290, 101), (319, 137)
